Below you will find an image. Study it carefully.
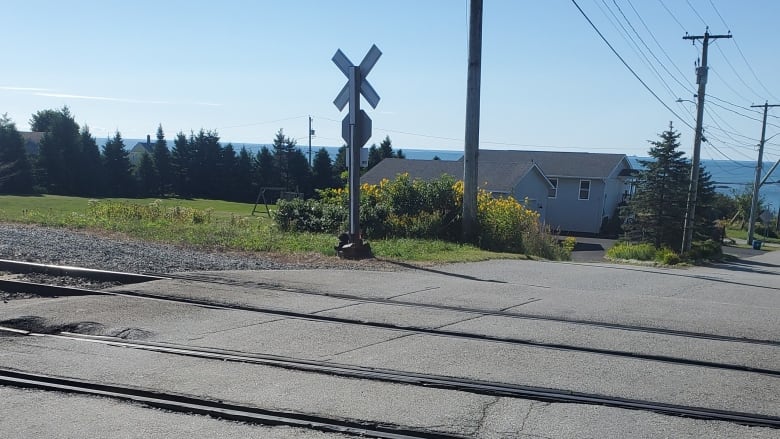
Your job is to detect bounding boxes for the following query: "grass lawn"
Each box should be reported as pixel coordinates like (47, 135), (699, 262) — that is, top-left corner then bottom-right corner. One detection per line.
(725, 226), (780, 245)
(0, 195), (529, 263)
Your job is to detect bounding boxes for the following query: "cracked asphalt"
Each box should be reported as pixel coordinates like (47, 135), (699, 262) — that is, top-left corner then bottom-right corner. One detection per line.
(1, 250), (779, 437)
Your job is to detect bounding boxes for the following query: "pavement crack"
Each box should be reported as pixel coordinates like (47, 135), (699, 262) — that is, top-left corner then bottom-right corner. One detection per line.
(186, 318), (287, 340)
(386, 286), (439, 299)
(310, 302), (360, 315)
(500, 298), (542, 311)
(519, 401), (550, 433)
(473, 396), (501, 436)
(324, 333), (416, 359)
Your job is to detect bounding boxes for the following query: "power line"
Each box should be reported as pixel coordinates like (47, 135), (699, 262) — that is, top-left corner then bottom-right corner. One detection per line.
(626, 0), (695, 92)
(706, 0), (780, 102)
(609, 0), (693, 96)
(656, 0), (687, 32)
(570, 0), (695, 130)
(714, 44), (765, 102)
(684, 0), (708, 27)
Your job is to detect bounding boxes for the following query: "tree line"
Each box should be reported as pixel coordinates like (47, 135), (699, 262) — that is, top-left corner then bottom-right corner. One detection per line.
(0, 107), (404, 201)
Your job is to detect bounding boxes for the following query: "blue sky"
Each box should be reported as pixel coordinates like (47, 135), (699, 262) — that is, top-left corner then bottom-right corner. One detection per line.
(3, 0), (780, 163)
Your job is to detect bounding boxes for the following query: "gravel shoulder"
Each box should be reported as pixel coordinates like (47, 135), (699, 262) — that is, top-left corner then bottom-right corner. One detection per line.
(0, 223), (403, 273)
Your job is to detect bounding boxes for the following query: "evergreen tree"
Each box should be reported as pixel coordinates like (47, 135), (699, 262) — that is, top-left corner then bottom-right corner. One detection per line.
(235, 146), (254, 202)
(217, 142), (238, 200)
(102, 131), (134, 196)
(622, 123), (691, 249)
(333, 145), (348, 182)
(287, 148), (312, 196)
(254, 146), (276, 189)
(171, 131), (194, 197)
(79, 125), (103, 196)
(152, 124), (172, 196)
(311, 147), (335, 191)
(367, 143), (382, 170)
(31, 107), (81, 194)
(0, 114), (33, 193)
(135, 152), (157, 197)
(379, 135), (393, 159)
(190, 129), (221, 198)
(273, 128), (297, 190)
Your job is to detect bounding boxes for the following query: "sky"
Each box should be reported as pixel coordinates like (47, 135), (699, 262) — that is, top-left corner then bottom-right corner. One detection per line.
(4, 0), (780, 165)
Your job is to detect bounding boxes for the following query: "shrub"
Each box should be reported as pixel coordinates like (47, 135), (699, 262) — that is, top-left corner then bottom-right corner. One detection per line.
(606, 242), (657, 261)
(655, 247), (681, 265)
(686, 239), (723, 261)
(273, 174), (567, 259)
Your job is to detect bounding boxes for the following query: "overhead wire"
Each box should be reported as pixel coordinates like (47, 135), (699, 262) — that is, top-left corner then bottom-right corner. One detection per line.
(625, 0), (695, 92)
(706, 0), (780, 102)
(570, 0), (695, 131)
(594, 0), (678, 99)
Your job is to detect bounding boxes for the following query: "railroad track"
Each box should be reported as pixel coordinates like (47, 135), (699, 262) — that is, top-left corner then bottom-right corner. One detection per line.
(2, 259), (779, 431)
(2, 329), (779, 428)
(1, 260), (779, 378)
(2, 276), (778, 377)
(2, 259), (778, 348)
(0, 367), (463, 439)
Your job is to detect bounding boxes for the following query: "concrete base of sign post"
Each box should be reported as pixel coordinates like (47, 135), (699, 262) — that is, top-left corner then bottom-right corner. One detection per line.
(335, 233), (373, 259)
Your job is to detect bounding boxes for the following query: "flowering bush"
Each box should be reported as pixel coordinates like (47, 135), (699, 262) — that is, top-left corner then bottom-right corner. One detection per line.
(274, 174), (568, 259)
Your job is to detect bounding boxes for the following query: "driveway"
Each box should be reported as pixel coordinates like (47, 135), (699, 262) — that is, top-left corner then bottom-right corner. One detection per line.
(568, 236), (616, 262)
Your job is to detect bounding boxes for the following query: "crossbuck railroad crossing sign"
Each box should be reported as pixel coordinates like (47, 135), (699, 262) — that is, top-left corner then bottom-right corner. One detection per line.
(332, 44), (382, 243)
(333, 44), (381, 148)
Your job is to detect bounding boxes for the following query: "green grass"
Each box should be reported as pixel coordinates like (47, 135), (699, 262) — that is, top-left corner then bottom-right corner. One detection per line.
(0, 195), (530, 263)
(725, 226), (780, 244)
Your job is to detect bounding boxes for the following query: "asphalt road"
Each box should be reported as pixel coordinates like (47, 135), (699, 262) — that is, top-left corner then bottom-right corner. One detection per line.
(1, 250), (779, 437)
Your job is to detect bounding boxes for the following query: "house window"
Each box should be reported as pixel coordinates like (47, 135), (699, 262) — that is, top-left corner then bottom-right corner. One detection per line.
(579, 180), (591, 200)
(548, 178), (558, 199)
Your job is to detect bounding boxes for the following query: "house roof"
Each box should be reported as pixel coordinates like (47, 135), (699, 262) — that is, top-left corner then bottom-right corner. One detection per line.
(361, 158), (461, 185)
(465, 150), (629, 179)
(130, 142), (154, 155)
(360, 158), (552, 193)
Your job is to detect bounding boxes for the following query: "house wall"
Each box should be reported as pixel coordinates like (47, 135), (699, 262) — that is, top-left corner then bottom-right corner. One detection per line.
(511, 171), (550, 224)
(546, 177), (606, 233)
(602, 159), (633, 221)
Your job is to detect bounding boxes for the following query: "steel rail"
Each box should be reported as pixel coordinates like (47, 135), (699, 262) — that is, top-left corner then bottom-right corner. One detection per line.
(2, 335), (779, 429)
(161, 272), (780, 347)
(1, 279), (778, 377)
(0, 368), (464, 439)
(2, 258), (778, 347)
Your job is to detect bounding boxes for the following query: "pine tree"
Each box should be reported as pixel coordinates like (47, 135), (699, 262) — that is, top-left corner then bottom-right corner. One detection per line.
(217, 143), (238, 200)
(31, 107), (81, 194)
(0, 114), (33, 193)
(152, 124), (172, 196)
(271, 129), (297, 190)
(235, 147), (254, 202)
(79, 126), (103, 196)
(311, 147), (335, 190)
(190, 129), (221, 198)
(102, 131), (134, 196)
(622, 123), (691, 249)
(171, 132), (194, 197)
(254, 146), (276, 189)
(367, 144), (382, 170)
(135, 152), (157, 197)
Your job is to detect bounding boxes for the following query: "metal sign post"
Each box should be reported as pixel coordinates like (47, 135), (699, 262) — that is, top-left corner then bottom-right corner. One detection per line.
(332, 45), (381, 258)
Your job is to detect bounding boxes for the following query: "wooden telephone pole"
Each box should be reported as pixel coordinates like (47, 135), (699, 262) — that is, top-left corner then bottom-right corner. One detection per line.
(680, 29), (731, 253)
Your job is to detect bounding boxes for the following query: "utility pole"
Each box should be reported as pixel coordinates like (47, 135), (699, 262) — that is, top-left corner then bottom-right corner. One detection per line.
(463, 0), (482, 243)
(308, 116), (313, 168)
(747, 102), (780, 245)
(681, 29), (731, 254)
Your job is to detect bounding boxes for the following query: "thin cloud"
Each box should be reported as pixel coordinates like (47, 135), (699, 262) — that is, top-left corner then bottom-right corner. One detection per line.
(33, 92), (222, 107)
(0, 86), (50, 91)
(34, 92), (170, 105)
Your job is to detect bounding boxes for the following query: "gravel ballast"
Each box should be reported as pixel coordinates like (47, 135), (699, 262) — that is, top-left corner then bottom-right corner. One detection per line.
(0, 224), (400, 273)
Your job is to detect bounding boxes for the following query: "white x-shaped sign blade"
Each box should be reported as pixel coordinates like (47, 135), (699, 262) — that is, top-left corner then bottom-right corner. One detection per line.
(333, 45), (382, 111)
